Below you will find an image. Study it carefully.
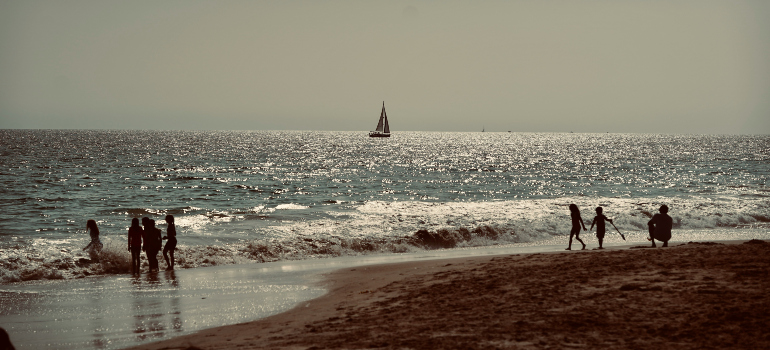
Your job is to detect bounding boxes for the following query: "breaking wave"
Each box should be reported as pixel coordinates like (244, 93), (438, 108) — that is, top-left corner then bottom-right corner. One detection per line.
(0, 224), (520, 283)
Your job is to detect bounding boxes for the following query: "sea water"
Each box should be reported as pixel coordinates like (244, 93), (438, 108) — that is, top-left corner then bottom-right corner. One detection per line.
(0, 130), (768, 283)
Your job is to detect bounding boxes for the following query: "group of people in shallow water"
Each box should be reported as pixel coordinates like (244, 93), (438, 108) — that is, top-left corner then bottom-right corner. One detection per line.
(127, 215), (178, 273)
(566, 204), (673, 250)
(82, 215), (178, 274)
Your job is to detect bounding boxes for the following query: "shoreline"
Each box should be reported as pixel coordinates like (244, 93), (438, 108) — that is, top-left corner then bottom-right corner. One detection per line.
(6, 226), (768, 285)
(125, 239), (770, 350)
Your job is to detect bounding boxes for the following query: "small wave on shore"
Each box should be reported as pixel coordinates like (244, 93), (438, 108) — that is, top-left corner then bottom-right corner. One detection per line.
(0, 224), (520, 283)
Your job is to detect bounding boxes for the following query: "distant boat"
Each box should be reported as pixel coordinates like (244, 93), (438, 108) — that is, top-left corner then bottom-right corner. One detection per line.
(369, 101), (391, 138)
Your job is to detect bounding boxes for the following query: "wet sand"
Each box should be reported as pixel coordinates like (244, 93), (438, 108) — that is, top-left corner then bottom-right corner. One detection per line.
(126, 240), (770, 350)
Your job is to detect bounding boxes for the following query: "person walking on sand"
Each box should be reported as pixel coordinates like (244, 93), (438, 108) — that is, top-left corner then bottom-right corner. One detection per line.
(162, 214), (177, 271)
(142, 217), (162, 272)
(648, 204), (673, 247)
(590, 207), (613, 250)
(566, 204), (587, 250)
(127, 218), (143, 274)
(83, 219), (103, 254)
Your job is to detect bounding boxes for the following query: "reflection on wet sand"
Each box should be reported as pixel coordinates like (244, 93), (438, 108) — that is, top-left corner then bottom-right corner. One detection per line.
(88, 279), (107, 349)
(2, 255), (336, 349)
(131, 271), (182, 343)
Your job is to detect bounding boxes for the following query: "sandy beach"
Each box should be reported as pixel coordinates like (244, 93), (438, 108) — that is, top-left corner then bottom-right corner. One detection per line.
(124, 239), (770, 350)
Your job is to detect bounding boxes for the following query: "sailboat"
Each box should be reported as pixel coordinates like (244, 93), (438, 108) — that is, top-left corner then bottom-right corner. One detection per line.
(368, 101), (391, 138)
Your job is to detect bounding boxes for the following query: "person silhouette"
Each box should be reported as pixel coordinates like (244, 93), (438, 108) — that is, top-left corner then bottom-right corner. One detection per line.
(0, 327), (15, 350)
(565, 204), (587, 250)
(648, 205), (673, 247)
(142, 217), (162, 272)
(127, 218), (143, 274)
(590, 207), (613, 249)
(82, 219), (103, 255)
(162, 214), (177, 271)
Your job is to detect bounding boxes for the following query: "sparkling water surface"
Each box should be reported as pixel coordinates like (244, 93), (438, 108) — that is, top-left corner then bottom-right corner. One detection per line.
(0, 130), (768, 349)
(0, 130), (768, 279)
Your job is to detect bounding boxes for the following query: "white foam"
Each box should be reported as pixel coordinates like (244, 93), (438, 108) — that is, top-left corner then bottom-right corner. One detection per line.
(275, 204), (310, 210)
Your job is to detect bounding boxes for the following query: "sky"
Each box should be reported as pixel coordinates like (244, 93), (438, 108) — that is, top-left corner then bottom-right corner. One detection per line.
(1, 0), (768, 133)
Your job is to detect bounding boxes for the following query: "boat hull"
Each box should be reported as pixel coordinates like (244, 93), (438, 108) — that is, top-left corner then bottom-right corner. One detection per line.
(368, 132), (391, 138)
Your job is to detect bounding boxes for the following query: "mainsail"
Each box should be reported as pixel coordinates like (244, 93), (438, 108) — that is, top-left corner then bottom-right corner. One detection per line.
(375, 103), (385, 132)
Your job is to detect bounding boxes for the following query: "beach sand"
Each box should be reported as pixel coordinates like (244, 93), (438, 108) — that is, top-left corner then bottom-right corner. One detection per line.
(126, 240), (770, 350)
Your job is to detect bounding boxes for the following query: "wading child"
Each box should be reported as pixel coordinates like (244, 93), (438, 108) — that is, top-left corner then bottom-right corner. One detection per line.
(142, 218), (162, 273)
(83, 219), (103, 256)
(162, 215), (177, 271)
(127, 218), (143, 274)
(590, 206), (613, 249)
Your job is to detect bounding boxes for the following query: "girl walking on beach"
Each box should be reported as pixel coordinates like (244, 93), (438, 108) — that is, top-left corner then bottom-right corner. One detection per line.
(127, 218), (143, 274)
(83, 220), (103, 255)
(566, 204), (587, 250)
(162, 215), (177, 271)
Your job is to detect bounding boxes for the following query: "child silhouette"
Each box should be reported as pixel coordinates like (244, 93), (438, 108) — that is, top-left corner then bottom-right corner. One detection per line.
(566, 204), (587, 250)
(590, 207), (613, 249)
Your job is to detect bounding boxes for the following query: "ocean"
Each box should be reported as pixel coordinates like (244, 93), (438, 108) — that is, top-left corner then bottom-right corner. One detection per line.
(1, 130), (769, 283)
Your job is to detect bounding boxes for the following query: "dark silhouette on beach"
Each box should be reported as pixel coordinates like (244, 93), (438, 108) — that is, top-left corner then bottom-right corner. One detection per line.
(0, 327), (15, 350)
(565, 204), (587, 250)
(163, 214), (178, 271)
(82, 219), (102, 253)
(648, 205), (673, 247)
(128, 218), (144, 274)
(142, 217), (163, 272)
(590, 207), (613, 249)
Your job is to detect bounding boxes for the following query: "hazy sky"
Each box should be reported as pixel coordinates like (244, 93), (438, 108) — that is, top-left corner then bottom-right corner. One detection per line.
(1, 1), (768, 133)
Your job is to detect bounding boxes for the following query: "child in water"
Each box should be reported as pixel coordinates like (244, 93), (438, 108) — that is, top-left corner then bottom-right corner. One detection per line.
(142, 218), (162, 272)
(127, 218), (143, 274)
(566, 204), (587, 250)
(590, 207), (613, 250)
(83, 219), (103, 255)
(162, 215), (177, 271)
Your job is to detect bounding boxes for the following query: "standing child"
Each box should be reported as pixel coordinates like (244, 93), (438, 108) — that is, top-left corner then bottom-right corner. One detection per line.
(590, 206), (613, 249)
(162, 215), (177, 271)
(142, 218), (162, 272)
(566, 204), (587, 250)
(127, 218), (143, 274)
